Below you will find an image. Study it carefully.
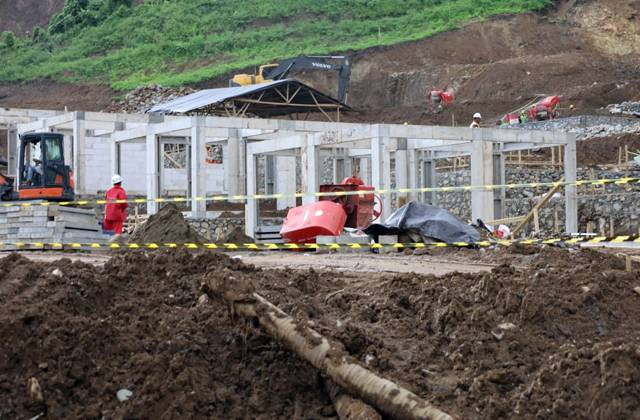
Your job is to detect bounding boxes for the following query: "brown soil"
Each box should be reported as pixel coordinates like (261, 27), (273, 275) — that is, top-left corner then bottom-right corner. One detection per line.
(578, 133), (640, 166)
(0, 0), (63, 35)
(250, 246), (640, 419)
(0, 81), (115, 112)
(0, 251), (333, 419)
(129, 203), (207, 243)
(2, 245), (638, 419)
(222, 226), (254, 244)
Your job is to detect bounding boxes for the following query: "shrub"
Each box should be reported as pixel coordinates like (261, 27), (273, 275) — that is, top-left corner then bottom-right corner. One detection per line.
(1, 31), (16, 48)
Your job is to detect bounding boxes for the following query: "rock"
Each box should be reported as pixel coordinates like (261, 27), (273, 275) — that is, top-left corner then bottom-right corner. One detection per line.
(27, 377), (44, 402)
(117, 388), (133, 402)
(196, 294), (209, 307)
(51, 268), (63, 277)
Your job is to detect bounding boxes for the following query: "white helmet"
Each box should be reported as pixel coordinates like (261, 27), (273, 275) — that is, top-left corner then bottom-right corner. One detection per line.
(111, 174), (123, 185)
(473, 112), (482, 119)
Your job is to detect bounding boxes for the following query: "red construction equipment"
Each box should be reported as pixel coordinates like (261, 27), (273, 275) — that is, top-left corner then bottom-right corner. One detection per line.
(280, 176), (381, 244)
(499, 95), (561, 125)
(528, 95), (560, 121)
(428, 89), (455, 106)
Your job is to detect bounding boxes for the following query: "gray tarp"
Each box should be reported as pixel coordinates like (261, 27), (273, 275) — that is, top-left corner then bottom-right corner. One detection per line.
(364, 201), (481, 243)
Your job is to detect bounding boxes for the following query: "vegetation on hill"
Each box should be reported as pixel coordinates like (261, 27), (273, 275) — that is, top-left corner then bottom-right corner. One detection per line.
(0, 0), (551, 90)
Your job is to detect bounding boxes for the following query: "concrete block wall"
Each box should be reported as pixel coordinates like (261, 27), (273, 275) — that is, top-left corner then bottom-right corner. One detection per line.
(78, 139), (226, 196)
(82, 136), (112, 194)
(119, 142), (147, 194)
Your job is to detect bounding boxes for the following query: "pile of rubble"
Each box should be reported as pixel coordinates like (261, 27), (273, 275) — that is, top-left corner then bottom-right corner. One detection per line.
(503, 116), (640, 140)
(605, 101), (640, 117)
(104, 85), (195, 113)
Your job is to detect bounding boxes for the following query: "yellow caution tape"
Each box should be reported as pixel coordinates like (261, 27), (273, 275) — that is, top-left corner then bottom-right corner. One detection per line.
(0, 235), (638, 251)
(1, 177), (639, 209)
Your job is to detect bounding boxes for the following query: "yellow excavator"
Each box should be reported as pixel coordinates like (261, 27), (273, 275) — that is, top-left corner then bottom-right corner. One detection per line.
(230, 55), (351, 103)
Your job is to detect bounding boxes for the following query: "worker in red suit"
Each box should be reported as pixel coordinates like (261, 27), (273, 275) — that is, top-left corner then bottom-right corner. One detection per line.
(104, 174), (128, 235)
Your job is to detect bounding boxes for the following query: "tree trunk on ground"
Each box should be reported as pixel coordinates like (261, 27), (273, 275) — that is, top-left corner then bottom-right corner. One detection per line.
(325, 379), (382, 420)
(205, 275), (454, 420)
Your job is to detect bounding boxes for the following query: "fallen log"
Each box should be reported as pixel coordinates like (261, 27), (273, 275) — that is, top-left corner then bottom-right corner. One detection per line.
(205, 274), (453, 420)
(325, 379), (382, 420)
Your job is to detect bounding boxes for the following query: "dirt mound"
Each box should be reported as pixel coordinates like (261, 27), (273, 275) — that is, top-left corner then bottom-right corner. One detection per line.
(129, 203), (207, 243)
(0, 250), (333, 419)
(1, 244), (639, 419)
(248, 247), (640, 419)
(222, 226), (254, 244)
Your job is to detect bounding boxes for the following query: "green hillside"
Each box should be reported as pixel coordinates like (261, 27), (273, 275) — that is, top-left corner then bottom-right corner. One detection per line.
(0, 0), (551, 90)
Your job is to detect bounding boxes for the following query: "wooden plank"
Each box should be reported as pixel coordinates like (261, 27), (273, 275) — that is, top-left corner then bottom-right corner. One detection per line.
(512, 178), (564, 237)
(485, 216), (526, 225)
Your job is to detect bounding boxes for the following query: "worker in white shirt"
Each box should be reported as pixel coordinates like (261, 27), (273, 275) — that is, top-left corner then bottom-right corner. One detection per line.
(470, 112), (482, 128)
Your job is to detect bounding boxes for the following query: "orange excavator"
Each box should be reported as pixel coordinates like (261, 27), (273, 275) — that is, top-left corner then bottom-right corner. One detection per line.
(0, 132), (75, 202)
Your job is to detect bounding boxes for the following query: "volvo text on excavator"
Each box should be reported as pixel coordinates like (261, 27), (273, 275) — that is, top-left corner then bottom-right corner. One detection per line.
(230, 55), (351, 103)
(0, 132), (75, 202)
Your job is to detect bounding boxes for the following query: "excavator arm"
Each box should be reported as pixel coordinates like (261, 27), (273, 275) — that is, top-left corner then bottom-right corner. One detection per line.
(261, 56), (351, 103)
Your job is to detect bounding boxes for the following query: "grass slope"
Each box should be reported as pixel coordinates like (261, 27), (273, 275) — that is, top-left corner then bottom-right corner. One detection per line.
(0, 0), (551, 90)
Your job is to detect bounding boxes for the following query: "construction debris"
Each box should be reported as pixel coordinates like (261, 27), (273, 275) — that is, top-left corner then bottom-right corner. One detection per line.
(129, 203), (207, 243)
(605, 101), (640, 116)
(0, 203), (107, 244)
(104, 85), (196, 113)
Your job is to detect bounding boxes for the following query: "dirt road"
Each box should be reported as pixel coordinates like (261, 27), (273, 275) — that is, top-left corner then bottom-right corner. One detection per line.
(235, 251), (493, 275)
(10, 250), (493, 275)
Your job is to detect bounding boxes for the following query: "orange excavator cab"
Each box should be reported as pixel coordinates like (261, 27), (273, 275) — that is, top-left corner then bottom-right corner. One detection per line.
(1, 132), (75, 202)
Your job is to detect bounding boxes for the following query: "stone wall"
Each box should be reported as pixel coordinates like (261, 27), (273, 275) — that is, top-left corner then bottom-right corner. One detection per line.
(187, 216), (282, 241)
(433, 166), (640, 235)
(187, 216), (244, 241)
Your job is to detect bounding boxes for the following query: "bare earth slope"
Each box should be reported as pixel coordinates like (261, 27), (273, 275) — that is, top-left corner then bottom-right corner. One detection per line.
(0, 0), (63, 35)
(0, 0), (639, 127)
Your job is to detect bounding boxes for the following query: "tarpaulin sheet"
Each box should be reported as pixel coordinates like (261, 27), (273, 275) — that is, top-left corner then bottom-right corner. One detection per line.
(364, 201), (481, 243)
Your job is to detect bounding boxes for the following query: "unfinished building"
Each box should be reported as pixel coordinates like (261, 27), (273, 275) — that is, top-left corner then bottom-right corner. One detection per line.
(0, 106), (578, 242)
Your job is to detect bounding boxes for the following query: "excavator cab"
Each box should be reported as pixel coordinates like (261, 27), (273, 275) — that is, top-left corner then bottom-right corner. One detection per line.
(14, 132), (74, 201)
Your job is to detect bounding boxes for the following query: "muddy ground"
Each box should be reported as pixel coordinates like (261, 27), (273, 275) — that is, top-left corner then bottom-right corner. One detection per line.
(1, 245), (639, 419)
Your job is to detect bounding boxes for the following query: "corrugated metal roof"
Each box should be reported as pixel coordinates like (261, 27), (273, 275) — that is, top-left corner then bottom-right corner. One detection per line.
(147, 79), (349, 116)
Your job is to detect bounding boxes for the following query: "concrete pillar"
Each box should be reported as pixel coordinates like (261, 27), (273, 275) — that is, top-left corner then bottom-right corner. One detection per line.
(245, 151), (257, 238)
(190, 116), (206, 218)
(72, 111), (85, 194)
(275, 156), (296, 210)
(110, 138), (119, 181)
(470, 138), (494, 222)
(493, 151), (505, 220)
(110, 122), (125, 182)
(408, 148), (418, 202)
(225, 128), (243, 199)
(382, 140), (392, 217)
(264, 155), (275, 194)
(146, 130), (159, 215)
(371, 128), (392, 219)
(422, 151), (437, 205)
(7, 123), (17, 175)
(301, 134), (317, 205)
(564, 136), (578, 233)
(395, 138), (408, 208)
